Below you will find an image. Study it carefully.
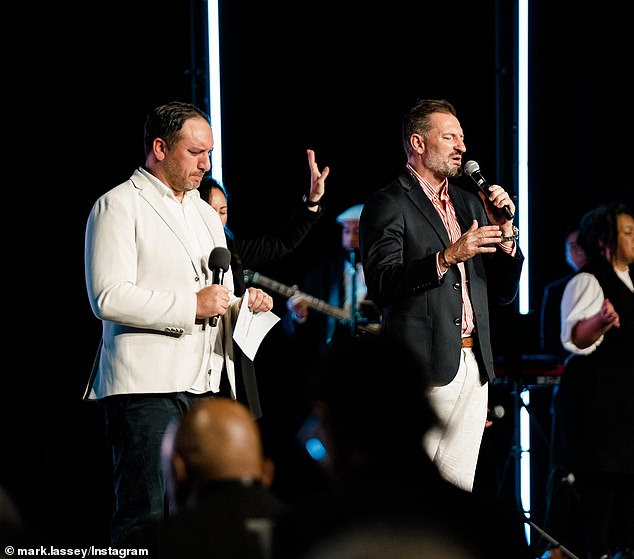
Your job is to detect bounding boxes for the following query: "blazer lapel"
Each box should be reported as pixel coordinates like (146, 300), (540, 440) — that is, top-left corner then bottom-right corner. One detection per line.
(131, 170), (205, 278)
(398, 170), (451, 246)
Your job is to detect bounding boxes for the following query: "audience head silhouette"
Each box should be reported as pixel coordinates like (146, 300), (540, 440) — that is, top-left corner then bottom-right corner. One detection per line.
(315, 334), (438, 478)
(273, 334), (532, 559)
(165, 397), (268, 510)
(301, 524), (478, 559)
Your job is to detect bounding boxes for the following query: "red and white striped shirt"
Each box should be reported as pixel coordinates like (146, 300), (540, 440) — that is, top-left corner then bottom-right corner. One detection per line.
(406, 163), (475, 336)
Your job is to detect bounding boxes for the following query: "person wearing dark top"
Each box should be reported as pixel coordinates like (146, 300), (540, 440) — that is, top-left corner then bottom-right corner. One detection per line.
(199, 149), (328, 296)
(539, 227), (587, 559)
(283, 203), (379, 359)
(554, 202), (634, 559)
(359, 98), (523, 492)
(282, 203), (380, 439)
(119, 397), (286, 559)
(198, 149), (329, 417)
(271, 334), (532, 559)
(539, 227), (587, 361)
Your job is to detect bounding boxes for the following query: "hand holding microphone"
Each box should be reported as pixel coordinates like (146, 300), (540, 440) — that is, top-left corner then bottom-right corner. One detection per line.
(208, 247), (232, 327)
(485, 405), (506, 428)
(464, 160), (515, 221)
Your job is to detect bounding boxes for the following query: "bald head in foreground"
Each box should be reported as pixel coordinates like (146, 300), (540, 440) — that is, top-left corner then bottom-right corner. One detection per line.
(169, 397), (268, 507)
(120, 397), (283, 559)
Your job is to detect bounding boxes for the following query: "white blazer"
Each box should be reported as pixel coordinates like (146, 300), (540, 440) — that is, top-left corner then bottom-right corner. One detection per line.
(84, 168), (238, 399)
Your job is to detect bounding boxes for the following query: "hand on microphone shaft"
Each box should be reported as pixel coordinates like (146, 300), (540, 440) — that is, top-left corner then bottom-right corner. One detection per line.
(464, 160), (515, 221)
(208, 247), (232, 327)
(196, 284), (230, 326)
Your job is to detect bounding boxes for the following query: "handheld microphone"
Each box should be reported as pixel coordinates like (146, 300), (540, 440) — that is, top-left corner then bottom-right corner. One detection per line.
(464, 160), (514, 220)
(487, 405), (506, 421)
(208, 247), (232, 327)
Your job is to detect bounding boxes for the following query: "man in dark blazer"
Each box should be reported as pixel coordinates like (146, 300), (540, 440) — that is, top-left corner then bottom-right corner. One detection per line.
(359, 98), (524, 492)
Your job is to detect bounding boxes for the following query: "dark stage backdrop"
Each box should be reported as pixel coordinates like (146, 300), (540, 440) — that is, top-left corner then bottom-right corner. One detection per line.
(18, 0), (631, 546)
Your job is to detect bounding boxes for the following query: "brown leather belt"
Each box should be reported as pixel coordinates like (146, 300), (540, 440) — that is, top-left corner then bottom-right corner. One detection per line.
(461, 335), (474, 348)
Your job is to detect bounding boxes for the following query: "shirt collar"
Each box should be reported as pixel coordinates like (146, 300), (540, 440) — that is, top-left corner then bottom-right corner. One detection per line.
(406, 162), (449, 202)
(138, 166), (200, 204)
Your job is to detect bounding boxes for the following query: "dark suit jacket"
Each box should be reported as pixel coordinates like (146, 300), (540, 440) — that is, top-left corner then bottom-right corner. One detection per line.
(360, 169), (524, 386)
(226, 204), (323, 417)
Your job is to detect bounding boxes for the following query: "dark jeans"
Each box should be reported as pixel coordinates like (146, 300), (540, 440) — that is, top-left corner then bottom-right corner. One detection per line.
(100, 391), (222, 545)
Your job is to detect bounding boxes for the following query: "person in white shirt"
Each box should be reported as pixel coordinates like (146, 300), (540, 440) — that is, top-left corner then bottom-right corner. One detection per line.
(555, 201), (634, 559)
(84, 101), (274, 544)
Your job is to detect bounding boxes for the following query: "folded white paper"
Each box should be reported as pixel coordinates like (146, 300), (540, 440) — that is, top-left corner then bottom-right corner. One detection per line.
(233, 295), (280, 360)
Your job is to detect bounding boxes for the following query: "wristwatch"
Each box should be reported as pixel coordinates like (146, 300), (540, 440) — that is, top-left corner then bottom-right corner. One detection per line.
(302, 194), (321, 208)
(500, 226), (519, 243)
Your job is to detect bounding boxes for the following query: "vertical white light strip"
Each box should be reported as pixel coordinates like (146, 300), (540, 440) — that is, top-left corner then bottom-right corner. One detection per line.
(520, 388), (531, 543)
(518, 0), (529, 315)
(517, 0), (531, 545)
(517, 0), (530, 314)
(207, 0), (223, 184)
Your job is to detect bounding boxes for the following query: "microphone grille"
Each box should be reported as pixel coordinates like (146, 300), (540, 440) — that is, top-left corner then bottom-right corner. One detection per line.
(209, 246), (232, 271)
(464, 160), (480, 177)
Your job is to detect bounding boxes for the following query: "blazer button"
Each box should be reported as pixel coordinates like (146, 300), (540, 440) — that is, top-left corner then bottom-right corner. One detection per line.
(453, 317), (461, 326)
(452, 282), (460, 290)
(194, 276), (200, 282)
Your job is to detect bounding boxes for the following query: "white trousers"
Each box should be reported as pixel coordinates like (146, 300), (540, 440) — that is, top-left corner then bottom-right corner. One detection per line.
(423, 348), (488, 492)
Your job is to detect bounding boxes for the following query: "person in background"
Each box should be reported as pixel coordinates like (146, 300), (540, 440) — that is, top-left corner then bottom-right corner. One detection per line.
(197, 150), (329, 418)
(274, 203), (380, 501)
(284, 203), (379, 355)
(554, 201), (634, 559)
(271, 335), (532, 559)
(198, 148), (329, 296)
(539, 226), (587, 559)
(283, 203), (379, 427)
(359, 98), (524, 492)
(84, 101), (274, 544)
(119, 398), (285, 559)
(540, 227), (587, 360)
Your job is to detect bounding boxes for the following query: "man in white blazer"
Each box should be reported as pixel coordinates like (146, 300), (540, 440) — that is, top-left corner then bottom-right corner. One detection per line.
(84, 101), (273, 544)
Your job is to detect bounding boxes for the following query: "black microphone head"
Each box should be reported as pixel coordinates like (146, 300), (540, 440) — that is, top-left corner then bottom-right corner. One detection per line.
(209, 246), (231, 271)
(464, 160), (480, 177)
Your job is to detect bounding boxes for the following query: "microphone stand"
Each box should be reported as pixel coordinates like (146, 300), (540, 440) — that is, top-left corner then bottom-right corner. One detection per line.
(522, 515), (581, 559)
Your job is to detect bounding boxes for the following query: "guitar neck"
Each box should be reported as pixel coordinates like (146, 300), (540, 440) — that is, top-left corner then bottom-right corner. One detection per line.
(245, 270), (350, 321)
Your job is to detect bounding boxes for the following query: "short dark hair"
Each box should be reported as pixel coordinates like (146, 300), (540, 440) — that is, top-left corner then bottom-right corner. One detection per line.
(199, 176), (229, 205)
(402, 99), (457, 156)
(577, 201), (631, 264)
(143, 101), (210, 157)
